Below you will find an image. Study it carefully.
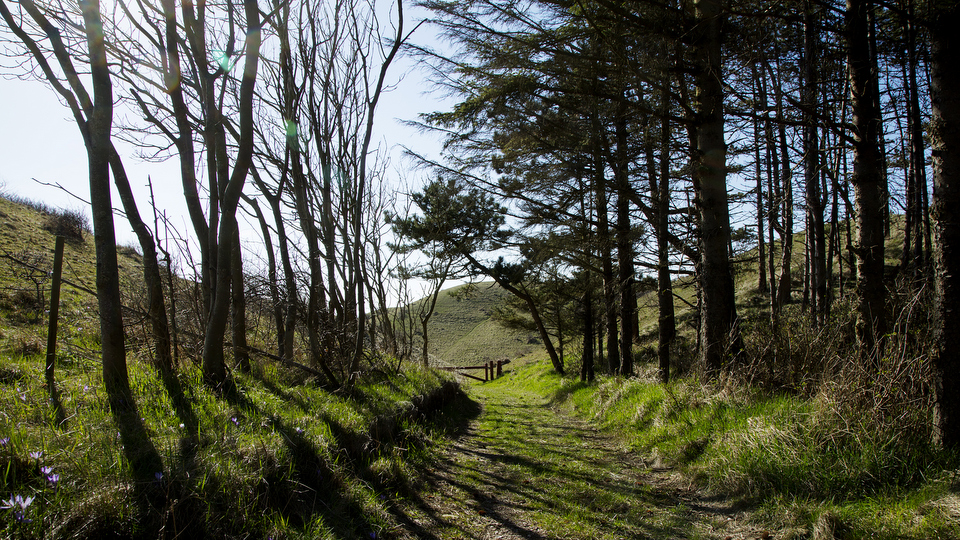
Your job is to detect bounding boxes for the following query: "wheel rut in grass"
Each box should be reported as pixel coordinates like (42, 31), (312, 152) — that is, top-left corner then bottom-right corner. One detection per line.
(390, 378), (771, 540)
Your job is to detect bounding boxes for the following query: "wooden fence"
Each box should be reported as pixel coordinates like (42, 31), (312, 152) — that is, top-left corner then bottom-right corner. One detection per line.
(438, 360), (504, 382)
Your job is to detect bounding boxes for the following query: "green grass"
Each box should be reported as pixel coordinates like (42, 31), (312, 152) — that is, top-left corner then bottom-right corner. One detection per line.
(0, 193), (471, 539)
(0, 346), (462, 538)
(398, 360), (703, 539)
(502, 356), (960, 539)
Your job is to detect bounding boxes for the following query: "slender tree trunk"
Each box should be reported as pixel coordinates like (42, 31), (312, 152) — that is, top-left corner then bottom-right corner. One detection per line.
(614, 101), (635, 377)
(466, 253), (564, 375)
(419, 268), (448, 368)
(594, 131), (619, 374)
(804, 1), (827, 324)
(244, 193), (284, 357)
(230, 225), (250, 372)
(777, 90), (793, 309)
(201, 0), (262, 388)
(657, 102), (676, 383)
(867, 4), (890, 238)
(164, 0), (210, 319)
(581, 288), (595, 382)
(293, 165), (337, 386)
(78, 0), (132, 409)
(846, 0), (887, 358)
(109, 154), (173, 374)
(757, 56), (779, 322)
(905, 0), (927, 275)
(754, 102), (768, 294)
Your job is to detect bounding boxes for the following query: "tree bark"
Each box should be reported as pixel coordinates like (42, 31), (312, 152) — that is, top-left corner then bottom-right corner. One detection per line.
(614, 100), (635, 377)
(109, 152), (173, 374)
(929, 1), (960, 447)
(591, 113), (619, 374)
(201, 0), (262, 388)
(656, 101), (676, 383)
(692, 0), (741, 374)
(230, 225), (250, 372)
(580, 288), (595, 382)
(905, 0), (927, 274)
(78, 0), (132, 409)
(846, 0), (887, 358)
(804, 1), (827, 324)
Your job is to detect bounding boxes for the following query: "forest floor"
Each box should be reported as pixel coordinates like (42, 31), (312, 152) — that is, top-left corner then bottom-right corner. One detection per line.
(387, 372), (775, 540)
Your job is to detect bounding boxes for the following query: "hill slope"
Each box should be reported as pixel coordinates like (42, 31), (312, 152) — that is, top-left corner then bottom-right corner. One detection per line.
(409, 282), (540, 366)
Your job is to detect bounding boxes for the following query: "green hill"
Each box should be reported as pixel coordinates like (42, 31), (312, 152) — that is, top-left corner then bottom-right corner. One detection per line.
(407, 282), (540, 366)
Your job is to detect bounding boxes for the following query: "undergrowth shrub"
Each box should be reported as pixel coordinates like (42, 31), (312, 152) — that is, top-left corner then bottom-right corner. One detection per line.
(567, 279), (952, 505)
(708, 279), (949, 500)
(42, 207), (90, 242)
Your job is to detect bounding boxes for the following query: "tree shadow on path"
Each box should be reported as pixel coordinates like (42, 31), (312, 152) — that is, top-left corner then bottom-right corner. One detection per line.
(387, 380), (765, 540)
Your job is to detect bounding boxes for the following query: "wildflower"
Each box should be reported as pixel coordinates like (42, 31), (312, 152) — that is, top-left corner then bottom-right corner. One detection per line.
(155, 472), (163, 482)
(0, 437), (9, 447)
(230, 416), (239, 427)
(28, 451), (42, 461)
(295, 427), (305, 434)
(41, 466), (58, 486)
(1, 494), (34, 523)
(0, 494), (32, 510)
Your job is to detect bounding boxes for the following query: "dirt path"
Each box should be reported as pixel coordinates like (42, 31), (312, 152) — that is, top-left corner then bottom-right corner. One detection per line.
(389, 377), (773, 540)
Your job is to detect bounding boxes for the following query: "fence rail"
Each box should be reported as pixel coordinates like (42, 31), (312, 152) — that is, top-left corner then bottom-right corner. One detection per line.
(438, 360), (505, 382)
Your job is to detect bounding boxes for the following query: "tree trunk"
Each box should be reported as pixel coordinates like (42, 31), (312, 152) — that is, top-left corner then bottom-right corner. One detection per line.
(244, 192), (284, 358)
(163, 0), (210, 319)
(590, 113), (619, 375)
(754, 97), (767, 295)
(657, 104), (676, 383)
(929, 1), (960, 447)
(757, 55), (779, 322)
(78, 0), (132, 409)
(466, 253), (564, 375)
(905, 0), (927, 275)
(581, 288), (595, 382)
(108, 153), (173, 375)
(230, 225), (250, 372)
(692, 0), (741, 374)
(614, 101), (635, 377)
(201, 0), (262, 388)
(846, 0), (887, 358)
(772, 56), (794, 310)
(804, 1), (827, 324)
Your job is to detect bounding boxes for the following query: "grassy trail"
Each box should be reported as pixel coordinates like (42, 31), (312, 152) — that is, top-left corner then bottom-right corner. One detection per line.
(390, 369), (767, 540)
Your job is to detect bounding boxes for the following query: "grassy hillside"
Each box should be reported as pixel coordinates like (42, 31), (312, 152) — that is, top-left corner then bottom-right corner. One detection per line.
(0, 194), (112, 356)
(0, 192), (466, 539)
(408, 282), (540, 366)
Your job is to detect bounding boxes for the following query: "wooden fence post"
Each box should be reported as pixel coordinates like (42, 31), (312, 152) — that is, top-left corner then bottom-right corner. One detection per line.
(45, 236), (64, 389)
